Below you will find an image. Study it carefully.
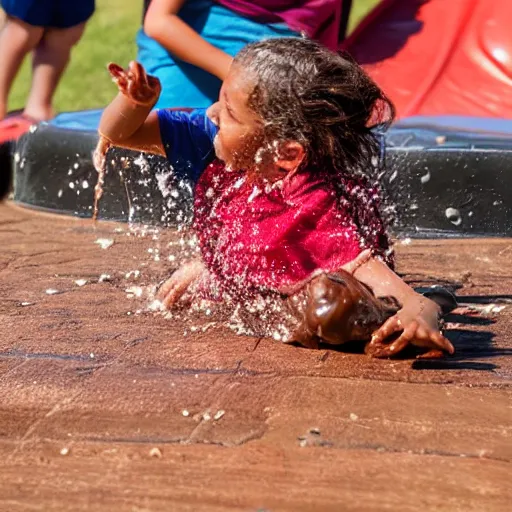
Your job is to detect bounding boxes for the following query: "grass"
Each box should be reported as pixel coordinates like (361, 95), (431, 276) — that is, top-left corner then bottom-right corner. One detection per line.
(4, 0), (380, 113)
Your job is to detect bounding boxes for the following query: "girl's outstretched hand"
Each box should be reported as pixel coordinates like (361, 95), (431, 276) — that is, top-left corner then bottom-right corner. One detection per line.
(108, 61), (161, 106)
(156, 259), (206, 309)
(366, 298), (455, 359)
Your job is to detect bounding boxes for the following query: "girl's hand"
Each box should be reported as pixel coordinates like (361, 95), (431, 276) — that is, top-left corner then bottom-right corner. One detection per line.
(156, 259), (205, 309)
(366, 298), (455, 358)
(108, 61), (161, 106)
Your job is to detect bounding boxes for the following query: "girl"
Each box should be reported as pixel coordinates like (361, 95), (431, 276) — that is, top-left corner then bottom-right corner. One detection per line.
(98, 38), (454, 358)
(138, 0), (346, 108)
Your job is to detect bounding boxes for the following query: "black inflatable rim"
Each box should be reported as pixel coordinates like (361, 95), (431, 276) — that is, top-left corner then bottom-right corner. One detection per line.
(10, 117), (512, 237)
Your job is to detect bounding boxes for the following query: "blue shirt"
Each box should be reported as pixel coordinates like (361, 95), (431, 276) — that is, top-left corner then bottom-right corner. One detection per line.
(157, 108), (218, 183)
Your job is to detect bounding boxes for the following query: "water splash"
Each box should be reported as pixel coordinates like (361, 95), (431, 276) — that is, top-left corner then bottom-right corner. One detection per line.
(92, 137), (111, 221)
(445, 207), (462, 226)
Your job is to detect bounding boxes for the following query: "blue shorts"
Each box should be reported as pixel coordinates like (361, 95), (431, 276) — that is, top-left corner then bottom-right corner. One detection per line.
(136, 0), (298, 109)
(1, 0), (95, 29)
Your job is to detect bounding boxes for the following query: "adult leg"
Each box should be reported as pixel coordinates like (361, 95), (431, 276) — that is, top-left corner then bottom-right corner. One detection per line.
(0, 17), (44, 119)
(24, 22), (86, 121)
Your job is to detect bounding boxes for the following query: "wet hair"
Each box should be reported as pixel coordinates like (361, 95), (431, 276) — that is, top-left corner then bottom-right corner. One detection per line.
(234, 37), (394, 175)
(234, 38), (396, 262)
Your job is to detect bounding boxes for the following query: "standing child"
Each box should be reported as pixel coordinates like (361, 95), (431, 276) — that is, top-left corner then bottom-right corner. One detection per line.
(98, 38), (454, 358)
(138, 0), (346, 108)
(0, 0), (95, 124)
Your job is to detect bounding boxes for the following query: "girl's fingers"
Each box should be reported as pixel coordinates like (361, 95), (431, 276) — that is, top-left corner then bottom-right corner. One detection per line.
(147, 75), (161, 92)
(109, 61), (158, 104)
(162, 288), (182, 309)
(156, 277), (177, 301)
(371, 323), (416, 358)
(107, 62), (125, 77)
(127, 79), (138, 100)
(370, 315), (402, 344)
(430, 330), (455, 354)
(371, 336), (408, 358)
(416, 349), (445, 360)
(107, 63), (129, 90)
(133, 61), (150, 88)
(160, 279), (188, 309)
(128, 61), (140, 81)
(410, 324), (455, 354)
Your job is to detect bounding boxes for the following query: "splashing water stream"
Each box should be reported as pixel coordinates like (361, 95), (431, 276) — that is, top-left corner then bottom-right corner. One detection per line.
(92, 136), (111, 221)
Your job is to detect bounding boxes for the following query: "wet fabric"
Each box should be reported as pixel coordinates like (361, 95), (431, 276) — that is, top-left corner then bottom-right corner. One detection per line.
(1, 0), (95, 29)
(194, 161), (369, 294)
(157, 107), (391, 294)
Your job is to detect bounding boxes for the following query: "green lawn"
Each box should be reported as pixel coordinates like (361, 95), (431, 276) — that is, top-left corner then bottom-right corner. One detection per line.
(4, 0), (380, 113)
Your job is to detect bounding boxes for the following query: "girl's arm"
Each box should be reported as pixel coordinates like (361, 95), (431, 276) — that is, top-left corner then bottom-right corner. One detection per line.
(144, 0), (233, 80)
(347, 251), (454, 356)
(98, 61), (165, 156)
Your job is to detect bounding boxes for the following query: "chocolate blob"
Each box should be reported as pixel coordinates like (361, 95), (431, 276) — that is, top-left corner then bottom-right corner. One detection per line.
(290, 269), (400, 351)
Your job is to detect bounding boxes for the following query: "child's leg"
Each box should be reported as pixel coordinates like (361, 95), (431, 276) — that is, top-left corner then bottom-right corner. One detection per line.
(0, 17), (44, 119)
(23, 22), (86, 121)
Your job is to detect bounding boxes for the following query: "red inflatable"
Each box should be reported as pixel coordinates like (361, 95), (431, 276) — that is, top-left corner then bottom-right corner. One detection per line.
(342, 0), (512, 119)
(0, 113), (35, 145)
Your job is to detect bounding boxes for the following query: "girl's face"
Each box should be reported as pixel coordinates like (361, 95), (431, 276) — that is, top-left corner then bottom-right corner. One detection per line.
(207, 65), (265, 171)
(207, 65), (302, 184)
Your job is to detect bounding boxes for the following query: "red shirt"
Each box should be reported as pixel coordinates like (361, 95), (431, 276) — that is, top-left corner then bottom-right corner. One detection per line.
(194, 160), (391, 297)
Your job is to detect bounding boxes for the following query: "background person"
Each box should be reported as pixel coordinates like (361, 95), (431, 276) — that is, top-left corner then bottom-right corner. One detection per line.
(138, 0), (346, 108)
(0, 0), (95, 125)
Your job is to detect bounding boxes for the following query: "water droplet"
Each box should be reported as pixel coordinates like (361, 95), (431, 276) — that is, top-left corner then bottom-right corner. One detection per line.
(95, 238), (114, 250)
(214, 410), (225, 420)
(445, 207), (462, 226)
(149, 447), (162, 458)
(125, 286), (143, 298)
(420, 171), (431, 184)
